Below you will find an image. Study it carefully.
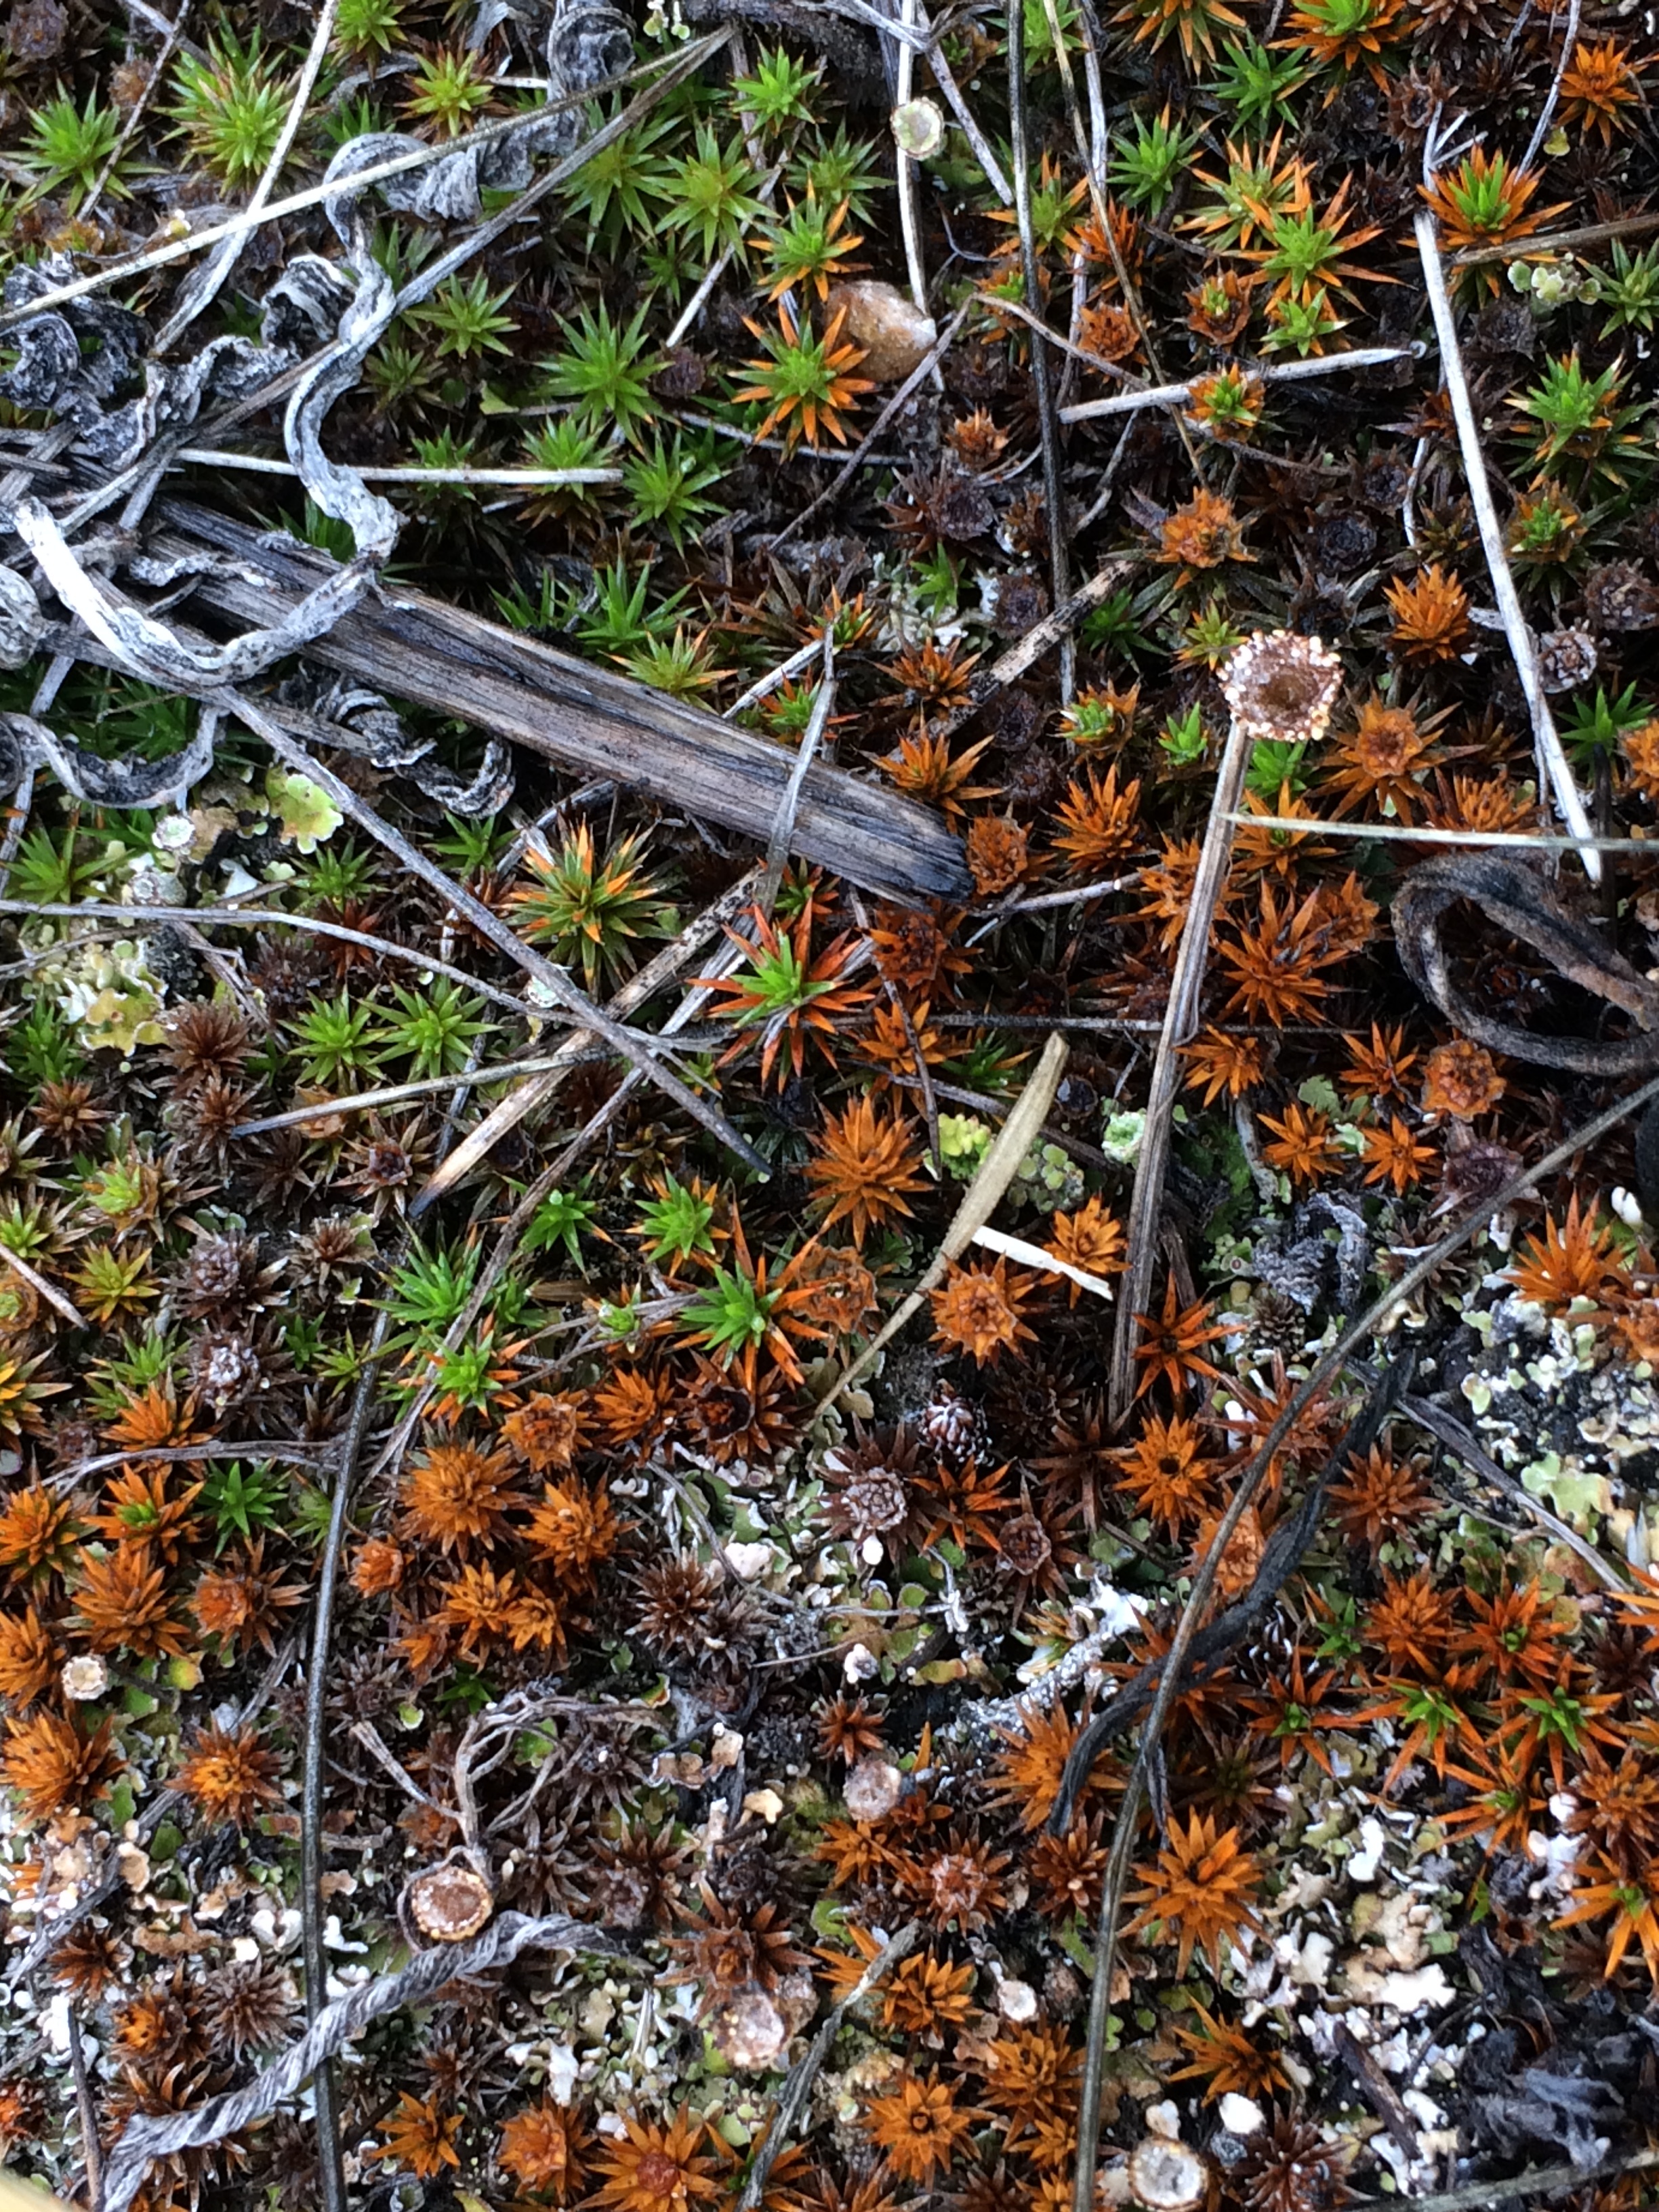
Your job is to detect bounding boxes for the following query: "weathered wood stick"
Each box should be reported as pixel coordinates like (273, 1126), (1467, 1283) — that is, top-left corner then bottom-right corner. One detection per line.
(155, 498), (972, 905)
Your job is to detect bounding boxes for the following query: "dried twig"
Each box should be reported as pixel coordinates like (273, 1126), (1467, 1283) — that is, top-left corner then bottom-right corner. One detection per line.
(228, 1044), (670, 1140)
(767, 299), (974, 551)
(300, 1308), (392, 2212)
(735, 1923), (924, 2212)
(892, 0), (932, 324)
(66, 2007), (101, 2212)
(915, 0), (1010, 199)
(1393, 851), (1659, 1073)
(173, 451), (623, 487)
(1355, 2149), (1659, 2212)
(1450, 207), (1659, 266)
(1401, 1393), (1631, 1591)
(759, 638), (835, 916)
(964, 557), (1137, 703)
(0, 1240), (85, 1329)
(84, 0), (192, 220)
(1226, 817), (1656, 853)
(1413, 208), (1598, 878)
(410, 865), (762, 1214)
(1106, 637), (1329, 1424)
(1059, 344), (1418, 423)
(1, 899), (545, 1019)
(155, 503), (970, 901)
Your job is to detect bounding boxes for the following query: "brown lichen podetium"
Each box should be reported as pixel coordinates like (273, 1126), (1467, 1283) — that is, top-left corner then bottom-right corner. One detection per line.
(1220, 629), (1343, 747)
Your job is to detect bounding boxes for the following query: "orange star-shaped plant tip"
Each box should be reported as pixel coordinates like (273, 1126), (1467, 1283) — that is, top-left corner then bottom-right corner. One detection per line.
(1132, 1279), (1229, 1401)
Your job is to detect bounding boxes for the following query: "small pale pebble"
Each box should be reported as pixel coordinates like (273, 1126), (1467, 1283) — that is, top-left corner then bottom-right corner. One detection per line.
(844, 1759), (903, 1821)
(825, 279), (936, 383)
(1218, 2095), (1265, 2136)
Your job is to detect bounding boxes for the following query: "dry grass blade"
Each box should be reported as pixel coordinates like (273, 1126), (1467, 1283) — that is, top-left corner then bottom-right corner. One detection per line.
(817, 1031), (1069, 1414)
(1414, 209), (1599, 880)
(1059, 346), (1418, 423)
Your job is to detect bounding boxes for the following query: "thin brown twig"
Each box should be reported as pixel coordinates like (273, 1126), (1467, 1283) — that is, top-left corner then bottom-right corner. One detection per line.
(1401, 1393), (1631, 1591)
(820, 1033), (1070, 1416)
(1059, 344), (1418, 423)
(1106, 703), (1253, 1424)
(227, 1043), (663, 1141)
(1450, 207), (1659, 266)
(300, 1307), (390, 2212)
(409, 865), (762, 1214)
(1057, 0), (1207, 485)
(735, 1923), (925, 2212)
(84, 0), (192, 219)
(67, 2005), (102, 2211)
(1357, 2149), (1659, 2212)
(1008, 0), (1072, 700)
(1519, 0), (1582, 171)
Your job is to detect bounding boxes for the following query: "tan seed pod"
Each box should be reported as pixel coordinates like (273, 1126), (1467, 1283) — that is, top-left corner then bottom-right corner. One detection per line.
(404, 1855), (493, 1944)
(1126, 2139), (1210, 2212)
(1221, 630), (1343, 746)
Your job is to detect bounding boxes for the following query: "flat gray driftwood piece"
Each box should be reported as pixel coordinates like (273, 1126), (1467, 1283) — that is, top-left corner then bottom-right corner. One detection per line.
(156, 497), (972, 904)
